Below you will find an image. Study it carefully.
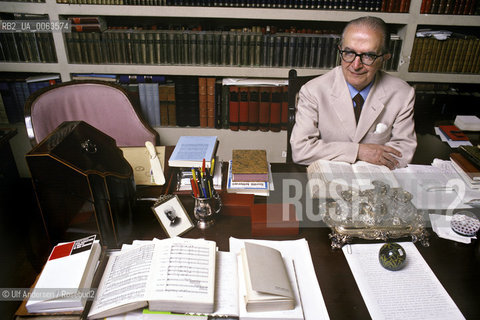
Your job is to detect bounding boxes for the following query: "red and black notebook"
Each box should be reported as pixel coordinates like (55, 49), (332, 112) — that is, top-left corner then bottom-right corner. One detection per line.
(438, 125), (469, 141)
(229, 86), (240, 131)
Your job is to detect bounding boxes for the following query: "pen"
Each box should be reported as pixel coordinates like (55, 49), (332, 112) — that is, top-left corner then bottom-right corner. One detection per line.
(210, 158), (215, 176)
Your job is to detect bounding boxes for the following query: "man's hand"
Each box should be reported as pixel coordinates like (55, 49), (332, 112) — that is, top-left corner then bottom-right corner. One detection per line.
(357, 144), (402, 169)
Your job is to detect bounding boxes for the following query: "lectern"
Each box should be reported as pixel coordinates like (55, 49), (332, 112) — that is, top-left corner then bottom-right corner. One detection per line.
(26, 121), (135, 248)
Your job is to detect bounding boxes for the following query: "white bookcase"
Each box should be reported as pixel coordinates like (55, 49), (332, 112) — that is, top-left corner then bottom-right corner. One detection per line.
(1, 0), (480, 175)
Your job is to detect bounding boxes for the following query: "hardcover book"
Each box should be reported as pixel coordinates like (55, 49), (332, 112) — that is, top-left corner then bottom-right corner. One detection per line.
(232, 149), (269, 182)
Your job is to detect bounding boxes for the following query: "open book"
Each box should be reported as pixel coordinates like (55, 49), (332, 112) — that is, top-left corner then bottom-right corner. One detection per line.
(87, 238), (216, 319)
(89, 237), (307, 320)
(307, 160), (399, 199)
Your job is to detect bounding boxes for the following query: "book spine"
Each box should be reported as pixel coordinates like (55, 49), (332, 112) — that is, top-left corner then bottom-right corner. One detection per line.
(229, 86), (240, 131)
(206, 77), (216, 128)
(280, 85), (288, 130)
(238, 86), (249, 130)
(248, 86), (260, 131)
(259, 86), (271, 132)
(269, 86), (282, 132)
(198, 77), (208, 127)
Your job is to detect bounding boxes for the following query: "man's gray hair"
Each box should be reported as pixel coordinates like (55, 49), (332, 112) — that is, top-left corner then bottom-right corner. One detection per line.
(340, 16), (390, 54)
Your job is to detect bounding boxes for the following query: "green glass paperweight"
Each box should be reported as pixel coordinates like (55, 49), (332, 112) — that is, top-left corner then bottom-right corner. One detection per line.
(378, 242), (407, 271)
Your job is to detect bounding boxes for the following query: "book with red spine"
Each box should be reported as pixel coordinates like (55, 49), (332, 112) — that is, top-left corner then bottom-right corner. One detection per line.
(248, 86), (260, 131)
(206, 77), (216, 128)
(239, 86), (249, 131)
(269, 86), (282, 132)
(229, 86), (240, 131)
(259, 87), (271, 132)
(198, 77), (208, 128)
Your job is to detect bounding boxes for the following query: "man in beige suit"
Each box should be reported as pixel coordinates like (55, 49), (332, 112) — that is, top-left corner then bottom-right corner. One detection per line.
(290, 16), (416, 169)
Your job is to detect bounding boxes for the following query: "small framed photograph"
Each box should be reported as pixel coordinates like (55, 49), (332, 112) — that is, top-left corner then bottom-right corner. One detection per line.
(151, 195), (194, 238)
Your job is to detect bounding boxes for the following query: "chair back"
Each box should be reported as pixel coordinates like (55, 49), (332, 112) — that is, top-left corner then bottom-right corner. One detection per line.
(25, 80), (159, 147)
(286, 70), (319, 163)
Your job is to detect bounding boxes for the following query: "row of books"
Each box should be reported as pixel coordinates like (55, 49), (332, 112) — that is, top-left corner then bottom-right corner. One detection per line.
(420, 0), (480, 15)
(0, 74), (61, 124)
(55, 0), (410, 12)
(117, 76), (290, 131)
(0, 32), (57, 63)
(408, 35), (480, 74)
(65, 29), (344, 69)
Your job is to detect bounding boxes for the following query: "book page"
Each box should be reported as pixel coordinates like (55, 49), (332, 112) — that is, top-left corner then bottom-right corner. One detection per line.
(212, 251), (239, 317)
(342, 242), (465, 320)
(88, 243), (154, 318)
(351, 161), (399, 189)
(147, 238), (216, 313)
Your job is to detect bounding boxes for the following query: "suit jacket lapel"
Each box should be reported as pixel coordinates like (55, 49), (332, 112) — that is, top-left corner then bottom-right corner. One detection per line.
(354, 74), (386, 142)
(330, 68), (357, 141)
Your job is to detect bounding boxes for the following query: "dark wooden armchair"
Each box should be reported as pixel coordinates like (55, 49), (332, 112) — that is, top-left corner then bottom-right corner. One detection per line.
(286, 70), (319, 163)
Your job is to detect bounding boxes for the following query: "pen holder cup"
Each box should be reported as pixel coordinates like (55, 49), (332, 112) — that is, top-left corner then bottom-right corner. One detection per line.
(193, 192), (222, 229)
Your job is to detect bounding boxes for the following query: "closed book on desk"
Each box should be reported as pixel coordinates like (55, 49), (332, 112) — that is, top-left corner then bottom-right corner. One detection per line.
(239, 242), (295, 312)
(459, 145), (480, 170)
(450, 152), (480, 181)
(26, 235), (101, 313)
(168, 135), (217, 168)
(438, 125), (469, 141)
(232, 149), (268, 182)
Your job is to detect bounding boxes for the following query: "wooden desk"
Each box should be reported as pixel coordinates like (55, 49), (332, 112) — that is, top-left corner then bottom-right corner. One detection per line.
(18, 150), (480, 320)
(128, 162), (480, 320)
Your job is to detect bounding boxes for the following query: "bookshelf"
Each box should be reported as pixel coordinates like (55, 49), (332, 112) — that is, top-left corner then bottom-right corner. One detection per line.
(1, 0), (480, 172)
(2, 0), (480, 82)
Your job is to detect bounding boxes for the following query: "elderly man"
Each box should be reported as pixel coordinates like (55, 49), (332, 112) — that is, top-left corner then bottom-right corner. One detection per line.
(290, 16), (416, 169)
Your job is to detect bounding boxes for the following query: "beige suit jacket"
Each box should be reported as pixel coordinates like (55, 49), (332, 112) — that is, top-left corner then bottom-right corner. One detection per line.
(290, 66), (417, 168)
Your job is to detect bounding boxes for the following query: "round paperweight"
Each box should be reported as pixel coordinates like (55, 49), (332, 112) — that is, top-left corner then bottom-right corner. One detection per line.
(378, 243), (407, 271)
(450, 211), (480, 237)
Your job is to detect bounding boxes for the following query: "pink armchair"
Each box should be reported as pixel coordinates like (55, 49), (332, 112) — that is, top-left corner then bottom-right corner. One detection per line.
(25, 80), (159, 147)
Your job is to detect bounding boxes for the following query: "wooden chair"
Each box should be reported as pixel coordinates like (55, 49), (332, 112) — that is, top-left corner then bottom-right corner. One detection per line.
(24, 80), (159, 147)
(286, 69), (319, 163)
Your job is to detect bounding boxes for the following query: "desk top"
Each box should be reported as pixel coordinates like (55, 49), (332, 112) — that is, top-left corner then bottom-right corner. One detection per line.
(129, 161), (480, 320)
(19, 144), (480, 320)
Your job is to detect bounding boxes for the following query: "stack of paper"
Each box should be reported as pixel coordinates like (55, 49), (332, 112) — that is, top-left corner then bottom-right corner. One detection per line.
(343, 242), (465, 320)
(454, 115), (480, 131)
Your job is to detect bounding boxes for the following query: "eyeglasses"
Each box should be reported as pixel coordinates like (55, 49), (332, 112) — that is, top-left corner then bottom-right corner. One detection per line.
(338, 49), (385, 66)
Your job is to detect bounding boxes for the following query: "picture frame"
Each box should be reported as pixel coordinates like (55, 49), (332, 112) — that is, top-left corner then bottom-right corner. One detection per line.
(151, 194), (194, 238)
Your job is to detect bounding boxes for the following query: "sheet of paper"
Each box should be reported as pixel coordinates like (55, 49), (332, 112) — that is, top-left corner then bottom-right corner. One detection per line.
(229, 237), (330, 320)
(342, 242), (465, 320)
(213, 251), (239, 317)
